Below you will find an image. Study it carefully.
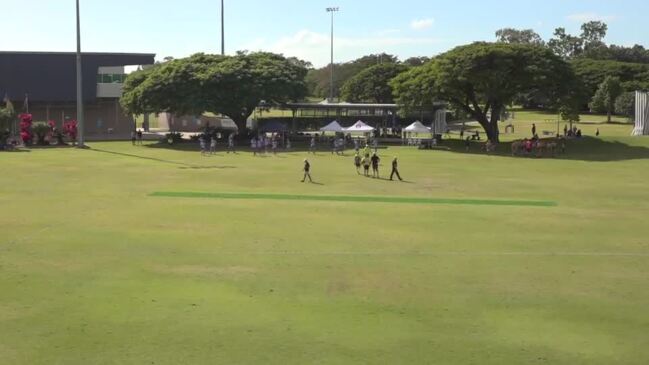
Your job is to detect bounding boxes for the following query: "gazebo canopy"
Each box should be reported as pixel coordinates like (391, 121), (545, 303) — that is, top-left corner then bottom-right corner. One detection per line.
(404, 121), (431, 134)
(320, 120), (344, 132)
(214, 118), (238, 131)
(345, 120), (375, 133)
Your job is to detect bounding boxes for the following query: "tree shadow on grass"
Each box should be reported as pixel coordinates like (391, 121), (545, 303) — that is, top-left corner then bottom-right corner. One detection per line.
(90, 148), (236, 169)
(438, 137), (649, 162)
(1, 148), (31, 153)
(578, 121), (633, 126)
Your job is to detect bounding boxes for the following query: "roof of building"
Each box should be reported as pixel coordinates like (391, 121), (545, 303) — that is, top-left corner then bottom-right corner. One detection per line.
(284, 101), (447, 109)
(0, 51), (155, 103)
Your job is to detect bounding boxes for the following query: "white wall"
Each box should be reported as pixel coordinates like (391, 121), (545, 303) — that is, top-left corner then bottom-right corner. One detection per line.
(97, 83), (124, 98)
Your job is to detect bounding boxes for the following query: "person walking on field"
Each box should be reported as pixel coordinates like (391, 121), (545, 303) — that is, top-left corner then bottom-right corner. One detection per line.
(354, 152), (362, 175)
(251, 137), (257, 156)
(227, 133), (236, 154)
(532, 123), (537, 137)
(301, 159), (313, 183)
(361, 154), (371, 177)
(136, 129), (143, 145)
(390, 157), (403, 181)
(371, 152), (381, 179)
(210, 136), (217, 154)
(199, 135), (207, 156)
(310, 136), (317, 154)
(363, 144), (371, 160)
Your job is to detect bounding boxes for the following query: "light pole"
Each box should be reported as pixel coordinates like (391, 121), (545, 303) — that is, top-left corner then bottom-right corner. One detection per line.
(326, 7), (339, 103)
(221, 0), (225, 55)
(75, 0), (84, 147)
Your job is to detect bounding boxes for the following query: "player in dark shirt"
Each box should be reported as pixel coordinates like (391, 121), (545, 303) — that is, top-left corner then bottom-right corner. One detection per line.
(301, 159), (313, 183)
(371, 153), (380, 178)
(390, 157), (403, 181)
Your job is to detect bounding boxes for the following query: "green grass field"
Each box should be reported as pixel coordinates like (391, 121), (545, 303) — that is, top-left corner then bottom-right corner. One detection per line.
(2, 122), (649, 364)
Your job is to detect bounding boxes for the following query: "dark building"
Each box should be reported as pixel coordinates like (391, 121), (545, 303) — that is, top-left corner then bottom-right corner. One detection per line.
(0, 51), (155, 136)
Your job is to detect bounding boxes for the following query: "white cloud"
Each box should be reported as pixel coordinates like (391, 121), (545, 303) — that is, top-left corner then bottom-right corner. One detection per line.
(410, 18), (434, 30)
(240, 29), (446, 67)
(567, 13), (618, 23)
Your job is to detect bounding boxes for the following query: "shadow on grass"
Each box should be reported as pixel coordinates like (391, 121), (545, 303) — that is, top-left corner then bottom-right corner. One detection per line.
(578, 120), (633, 126)
(439, 137), (649, 162)
(90, 148), (237, 169)
(0, 148), (31, 153)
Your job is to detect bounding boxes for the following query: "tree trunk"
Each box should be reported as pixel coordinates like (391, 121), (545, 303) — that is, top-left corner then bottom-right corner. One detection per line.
(607, 108), (612, 123)
(487, 122), (500, 143)
(232, 116), (248, 134)
(475, 117), (499, 143)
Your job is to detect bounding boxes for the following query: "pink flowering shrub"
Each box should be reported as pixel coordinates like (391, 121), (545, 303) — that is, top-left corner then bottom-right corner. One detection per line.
(19, 113), (33, 145)
(63, 120), (78, 143)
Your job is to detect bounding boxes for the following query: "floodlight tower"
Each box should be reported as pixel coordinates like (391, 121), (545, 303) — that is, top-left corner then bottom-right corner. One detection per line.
(221, 0), (225, 55)
(326, 7), (339, 103)
(76, 0), (85, 147)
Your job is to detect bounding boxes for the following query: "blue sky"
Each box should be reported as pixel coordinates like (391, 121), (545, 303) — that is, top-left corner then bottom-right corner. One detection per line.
(2, 0), (648, 67)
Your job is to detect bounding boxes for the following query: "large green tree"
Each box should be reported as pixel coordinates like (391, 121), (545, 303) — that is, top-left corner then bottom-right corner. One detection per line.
(305, 53), (398, 99)
(340, 63), (409, 103)
(590, 76), (623, 122)
(548, 28), (584, 59)
(571, 59), (649, 105)
(495, 28), (544, 45)
(615, 92), (636, 118)
(121, 52), (308, 130)
(391, 42), (576, 142)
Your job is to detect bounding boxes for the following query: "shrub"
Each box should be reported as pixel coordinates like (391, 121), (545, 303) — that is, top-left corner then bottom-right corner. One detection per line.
(165, 132), (183, 145)
(615, 92), (635, 118)
(32, 123), (51, 146)
(19, 114), (33, 145)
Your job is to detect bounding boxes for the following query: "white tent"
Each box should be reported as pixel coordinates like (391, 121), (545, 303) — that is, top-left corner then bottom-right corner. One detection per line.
(215, 118), (238, 131)
(320, 120), (344, 133)
(633, 91), (649, 136)
(404, 121), (431, 134)
(345, 120), (375, 133)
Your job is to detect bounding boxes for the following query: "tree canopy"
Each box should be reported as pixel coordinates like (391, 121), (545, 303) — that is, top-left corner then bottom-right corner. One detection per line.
(121, 52), (309, 130)
(305, 53), (399, 99)
(495, 28), (544, 45)
(571, 58), (649, 103)
(340, 63), (409, 103)
(590, 76), (622, 122)
(391, 42), (576, 142)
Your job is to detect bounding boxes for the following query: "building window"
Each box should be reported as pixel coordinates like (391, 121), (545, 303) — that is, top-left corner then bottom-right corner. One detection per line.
(97, 74), (125, 84)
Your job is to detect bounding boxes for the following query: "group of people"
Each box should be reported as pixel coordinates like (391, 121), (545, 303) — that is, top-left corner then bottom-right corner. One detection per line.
(130, 129), (144, 146)
(354, 153), (403, 180)
(563, 125), (584, 138)
(305, 135), (380, 156)
(250, 135), (287, 156)
(199, 133), (236, 155)
(301, 153), (403, 183)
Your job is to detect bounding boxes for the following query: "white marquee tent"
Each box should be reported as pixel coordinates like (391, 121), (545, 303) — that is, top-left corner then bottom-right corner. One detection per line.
(633, 91), (649, 136)
(404, 121), (431, 134)
(320, 120), (345, 133)
(345, 120), (375, 133)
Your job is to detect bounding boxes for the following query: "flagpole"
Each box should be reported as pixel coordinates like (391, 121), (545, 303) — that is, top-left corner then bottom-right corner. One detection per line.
(76, 0), (85, 147)
(221, 0), (225, 56)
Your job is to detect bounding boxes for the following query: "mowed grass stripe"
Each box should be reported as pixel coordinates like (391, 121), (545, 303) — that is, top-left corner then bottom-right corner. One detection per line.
(150, 192), (557, 207)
